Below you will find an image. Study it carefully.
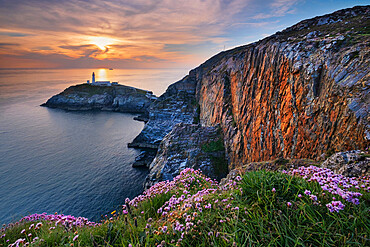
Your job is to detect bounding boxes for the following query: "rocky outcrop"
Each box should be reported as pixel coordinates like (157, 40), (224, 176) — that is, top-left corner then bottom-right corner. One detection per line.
(321, 150), (369, 177)
(133, 6), (370, 185)
(195, 6), (370, 167)
(42, 84), (156, 115)
(128, 74), (198, 149)
(145, 123), (228, 188)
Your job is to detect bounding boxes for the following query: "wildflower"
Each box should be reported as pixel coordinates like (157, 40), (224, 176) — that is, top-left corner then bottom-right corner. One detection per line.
(111, 210), (116, 215)
(310, 194), (318, 201)
(304, 190), (311, 195)
(326, 201), (345, 212)
(73, 235), (79, 241)
(21, 229), (26, 234)
(128, 244), (132, 247)
(287, 202), (292, 207)
(162, 226), (168, 233)
(28, 233), (32, 237)
(272, 188), (276, 193)
(208, 231), (213, 236)
(298, 194), (302, 198)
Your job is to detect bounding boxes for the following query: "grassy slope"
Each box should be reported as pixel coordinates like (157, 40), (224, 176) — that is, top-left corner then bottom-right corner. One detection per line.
(2, 168), (369, 247)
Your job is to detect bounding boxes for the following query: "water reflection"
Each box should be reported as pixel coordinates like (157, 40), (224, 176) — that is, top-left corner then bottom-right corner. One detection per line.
(97, 69), (108, 81)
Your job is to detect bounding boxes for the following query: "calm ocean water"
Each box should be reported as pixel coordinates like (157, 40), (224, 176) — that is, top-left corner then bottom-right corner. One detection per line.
(0, 68), (188, 224)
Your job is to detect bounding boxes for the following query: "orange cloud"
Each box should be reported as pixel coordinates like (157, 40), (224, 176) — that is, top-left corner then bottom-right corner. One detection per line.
(0, 0), (304, 68)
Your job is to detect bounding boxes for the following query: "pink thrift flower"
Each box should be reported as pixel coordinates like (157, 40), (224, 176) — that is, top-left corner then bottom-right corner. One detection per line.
(73, 235), (79, 241)
(272, 188), (276, 193)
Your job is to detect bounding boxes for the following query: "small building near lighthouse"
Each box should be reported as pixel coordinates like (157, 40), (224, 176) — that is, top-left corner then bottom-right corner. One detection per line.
(87, 72), (112, 86)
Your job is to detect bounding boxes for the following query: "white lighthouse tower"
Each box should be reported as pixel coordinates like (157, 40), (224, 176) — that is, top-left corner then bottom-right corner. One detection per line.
(92, 72), (95, 83)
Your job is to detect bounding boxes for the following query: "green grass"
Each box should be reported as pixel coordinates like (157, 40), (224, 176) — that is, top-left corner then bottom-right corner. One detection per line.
(2, 170), (369, 246)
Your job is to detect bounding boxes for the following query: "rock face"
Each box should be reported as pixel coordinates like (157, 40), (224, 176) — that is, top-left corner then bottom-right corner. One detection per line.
(195, 6), (369, 168)
(128, 75), (198, 149)
(133, 6), (369, 184)
(42, 84), (156, 115)
(145, 123), (228, 188)
(321, 150), (369, 177)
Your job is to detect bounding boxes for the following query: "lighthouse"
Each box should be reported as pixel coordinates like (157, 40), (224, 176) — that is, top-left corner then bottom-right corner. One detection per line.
(92, 72), (95, 83)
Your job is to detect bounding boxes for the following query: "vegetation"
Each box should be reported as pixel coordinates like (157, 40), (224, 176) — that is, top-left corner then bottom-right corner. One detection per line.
(2, 167), (369, 246)
(201, 138), (224, 153)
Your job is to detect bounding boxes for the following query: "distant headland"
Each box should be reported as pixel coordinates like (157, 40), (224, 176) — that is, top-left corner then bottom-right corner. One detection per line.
(41, 74), (157, 118)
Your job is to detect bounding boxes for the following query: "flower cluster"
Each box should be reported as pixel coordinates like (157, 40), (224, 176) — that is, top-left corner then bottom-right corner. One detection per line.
(283, 166), (369, 212)
(2, 212), (100, 246)
(326, 201), (346, 213)
(124, 168), (243, 245)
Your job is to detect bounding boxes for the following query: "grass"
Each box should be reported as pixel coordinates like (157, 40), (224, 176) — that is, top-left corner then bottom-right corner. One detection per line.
(1, 168), (369, 247)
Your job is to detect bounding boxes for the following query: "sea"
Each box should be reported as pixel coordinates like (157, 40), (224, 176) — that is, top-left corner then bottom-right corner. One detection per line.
(0, 68), (189, 224)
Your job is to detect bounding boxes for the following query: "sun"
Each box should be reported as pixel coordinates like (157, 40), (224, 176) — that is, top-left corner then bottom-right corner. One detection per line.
(90, 37), (116, 50)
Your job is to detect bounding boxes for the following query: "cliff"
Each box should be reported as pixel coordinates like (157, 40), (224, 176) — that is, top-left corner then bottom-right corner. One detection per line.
(42, 84), (156, 115)
(145, 123), (228, 188)
(196, 6), (369, 167)
(128, 75), (198, 149)
(132, 6), (369, 184)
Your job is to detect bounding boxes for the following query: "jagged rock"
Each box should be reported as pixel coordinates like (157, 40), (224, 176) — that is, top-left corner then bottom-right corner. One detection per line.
(145, 123), (228, 188)
(42, 84), (156, 114)
(132, 150), (157, 168)
(321, 150), (369, 177)
(128, 74), (198, 149)
(133, 6), (369, 184)
(195, 6), (369, 166)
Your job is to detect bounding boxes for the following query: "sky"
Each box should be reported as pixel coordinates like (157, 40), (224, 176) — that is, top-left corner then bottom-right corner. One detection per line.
(0, 0), (369, 69)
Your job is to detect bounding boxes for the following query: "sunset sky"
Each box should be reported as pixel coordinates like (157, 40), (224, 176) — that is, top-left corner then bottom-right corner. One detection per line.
(0, 0), (368, 69)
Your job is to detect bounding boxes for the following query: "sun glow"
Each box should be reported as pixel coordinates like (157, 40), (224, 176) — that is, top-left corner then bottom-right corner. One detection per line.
(97, 68), (108, 81)
(90, 37), (116, 50)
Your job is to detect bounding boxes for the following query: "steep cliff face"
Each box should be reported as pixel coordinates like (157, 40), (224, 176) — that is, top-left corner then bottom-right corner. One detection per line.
(42, 84), (156, 114)
(195, 6), (369, 167)
(128, 74), (198, 149)
(133, 6), (369, 180)
(145, 123), (228, 188)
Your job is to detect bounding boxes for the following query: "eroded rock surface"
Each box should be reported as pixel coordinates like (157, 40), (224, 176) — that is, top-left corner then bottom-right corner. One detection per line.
(128, 74), (198, 149)
(321, 150), (369, 177)
(195, 6), (369, 167)
(133, 6), (369, 184)
(145, 123), (228, 188)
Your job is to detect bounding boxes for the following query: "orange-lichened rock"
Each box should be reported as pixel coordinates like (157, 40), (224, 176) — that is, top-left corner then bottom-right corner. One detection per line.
(132, 6), (369, 180)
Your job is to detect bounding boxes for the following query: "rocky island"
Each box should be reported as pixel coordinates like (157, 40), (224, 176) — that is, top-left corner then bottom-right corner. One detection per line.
(41, 83), (157, 118)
